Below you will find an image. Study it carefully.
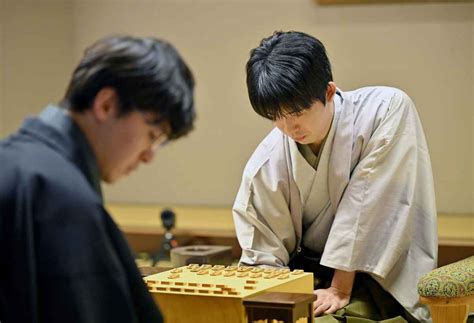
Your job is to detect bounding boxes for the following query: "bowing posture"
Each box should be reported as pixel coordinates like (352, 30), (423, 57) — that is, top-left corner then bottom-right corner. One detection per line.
(233, 31), (437, 323)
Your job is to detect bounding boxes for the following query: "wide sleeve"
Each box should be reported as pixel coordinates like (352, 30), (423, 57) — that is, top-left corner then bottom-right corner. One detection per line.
(0, 167), (163, 323)
(33, 196), (163, 323)
(0, 162), (40, 323)
(233, 160), (297, 268)
(321, 90), (437, 279)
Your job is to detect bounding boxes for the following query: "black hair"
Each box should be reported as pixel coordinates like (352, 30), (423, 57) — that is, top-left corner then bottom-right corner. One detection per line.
(62, 35), (195, 140)
(246, 31), (333, 120)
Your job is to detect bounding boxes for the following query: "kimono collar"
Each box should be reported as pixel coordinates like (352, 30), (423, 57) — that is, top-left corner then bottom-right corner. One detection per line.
(21, 105), (103, 199)
(327, 89), (354, 214)
(288, 92), (342, 206)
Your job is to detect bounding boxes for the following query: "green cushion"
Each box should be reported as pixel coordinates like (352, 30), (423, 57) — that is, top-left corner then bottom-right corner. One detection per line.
(417, 256), (474, 297)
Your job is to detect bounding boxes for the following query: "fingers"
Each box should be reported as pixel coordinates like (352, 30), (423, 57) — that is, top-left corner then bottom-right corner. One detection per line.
(312, 288), (347, 317)
(324, 304), (339, 315)
(313, 299), (331, 317)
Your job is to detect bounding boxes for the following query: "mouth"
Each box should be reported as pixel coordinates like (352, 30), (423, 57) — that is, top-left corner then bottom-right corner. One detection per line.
(294, 135), (306, 142)
(125, 165), (137, 175)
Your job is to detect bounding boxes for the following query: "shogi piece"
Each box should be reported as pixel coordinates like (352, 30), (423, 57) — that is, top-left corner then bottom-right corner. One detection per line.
(144, 265), (313, 323)
(170, 245), (233, 267)
(243, 292), (316, 323)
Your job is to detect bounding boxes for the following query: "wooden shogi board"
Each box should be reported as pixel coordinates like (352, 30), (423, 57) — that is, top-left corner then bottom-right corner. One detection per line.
(144, 264), (314, 323)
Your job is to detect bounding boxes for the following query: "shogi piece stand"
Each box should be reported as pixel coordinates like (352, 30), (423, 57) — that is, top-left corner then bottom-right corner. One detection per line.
(243, 292), (316, 323)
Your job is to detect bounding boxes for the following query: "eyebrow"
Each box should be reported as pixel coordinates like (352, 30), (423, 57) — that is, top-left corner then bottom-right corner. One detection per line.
(144, 116), (163, 126)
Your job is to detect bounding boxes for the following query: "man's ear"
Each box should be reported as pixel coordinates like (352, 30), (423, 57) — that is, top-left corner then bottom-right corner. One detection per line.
(91, 87), (119, 122)
(326, 81), (337, 103)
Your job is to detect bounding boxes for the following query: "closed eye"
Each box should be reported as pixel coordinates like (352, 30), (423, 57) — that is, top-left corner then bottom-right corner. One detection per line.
(148, 131), (157, 142)
(289, 110), (304, 117)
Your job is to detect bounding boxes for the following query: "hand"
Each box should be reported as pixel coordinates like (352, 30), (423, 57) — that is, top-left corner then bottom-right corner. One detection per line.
(312, 286), (351, 316)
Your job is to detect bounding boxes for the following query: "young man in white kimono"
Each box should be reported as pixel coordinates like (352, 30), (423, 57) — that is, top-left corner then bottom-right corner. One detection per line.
(233, 31), (437, 323)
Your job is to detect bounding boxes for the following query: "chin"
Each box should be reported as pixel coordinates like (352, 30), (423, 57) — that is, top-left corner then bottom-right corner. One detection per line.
(102, 173), (120, 184)
(102, 177), (113, 184)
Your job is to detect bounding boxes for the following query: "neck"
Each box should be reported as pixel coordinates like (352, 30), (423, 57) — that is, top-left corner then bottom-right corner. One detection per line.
(308, 100), (334, 156)
(68, 110), (102, 166)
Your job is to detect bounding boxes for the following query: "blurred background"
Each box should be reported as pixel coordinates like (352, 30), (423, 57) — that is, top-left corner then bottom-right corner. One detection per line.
(0, 0), (472, 212)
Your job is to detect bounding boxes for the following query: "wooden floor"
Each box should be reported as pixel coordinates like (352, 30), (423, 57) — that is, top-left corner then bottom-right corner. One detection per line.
(107, 203), (241, 258)
(107, 204), (235, 238)
(107, 203), (474, 266)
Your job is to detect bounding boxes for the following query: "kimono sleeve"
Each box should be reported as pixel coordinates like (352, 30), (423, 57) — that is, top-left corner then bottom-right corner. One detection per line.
(0, 160), (40, 323)
(233, 160), (297, 268)
(321, 90), (437, 279)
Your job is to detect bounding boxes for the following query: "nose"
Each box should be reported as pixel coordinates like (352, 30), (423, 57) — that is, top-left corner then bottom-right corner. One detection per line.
(275, 116), (299, 133)
(140, 147), (156, 164)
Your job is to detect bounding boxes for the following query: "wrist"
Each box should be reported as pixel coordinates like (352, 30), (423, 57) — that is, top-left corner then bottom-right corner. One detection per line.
(329, 285), (351, 297)
(330, 269), (355, 296)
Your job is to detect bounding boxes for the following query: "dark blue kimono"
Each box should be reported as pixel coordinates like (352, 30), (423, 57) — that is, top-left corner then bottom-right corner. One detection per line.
(0, 106), (163, 323)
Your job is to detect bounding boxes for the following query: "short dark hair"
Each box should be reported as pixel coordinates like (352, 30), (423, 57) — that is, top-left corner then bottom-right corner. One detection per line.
(62, 35), (195, 140)
(246, 31), (333, 120)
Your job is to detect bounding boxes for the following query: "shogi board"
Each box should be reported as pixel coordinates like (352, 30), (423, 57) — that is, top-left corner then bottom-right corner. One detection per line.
(144, 264), (314, 323)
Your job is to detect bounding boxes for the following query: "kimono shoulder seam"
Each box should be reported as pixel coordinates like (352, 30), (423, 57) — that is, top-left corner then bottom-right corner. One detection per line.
(242, 128), (282, 180)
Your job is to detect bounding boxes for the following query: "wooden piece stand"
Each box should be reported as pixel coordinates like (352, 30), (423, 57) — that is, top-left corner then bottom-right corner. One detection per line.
(243, 292), (316, 323)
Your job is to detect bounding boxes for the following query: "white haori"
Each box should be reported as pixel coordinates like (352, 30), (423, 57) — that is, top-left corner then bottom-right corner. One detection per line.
(233, 87), (437, 322)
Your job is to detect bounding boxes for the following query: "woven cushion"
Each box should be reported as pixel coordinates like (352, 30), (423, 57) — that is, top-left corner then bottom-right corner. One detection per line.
(418, 256), (474, 297)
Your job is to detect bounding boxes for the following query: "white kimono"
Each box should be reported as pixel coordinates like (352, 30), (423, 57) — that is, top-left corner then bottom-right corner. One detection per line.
(233, 86), (437, 322)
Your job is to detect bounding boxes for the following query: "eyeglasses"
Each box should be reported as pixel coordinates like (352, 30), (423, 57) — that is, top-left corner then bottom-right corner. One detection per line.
(149, 129), (168, 151)
(141, 113), (170, 151)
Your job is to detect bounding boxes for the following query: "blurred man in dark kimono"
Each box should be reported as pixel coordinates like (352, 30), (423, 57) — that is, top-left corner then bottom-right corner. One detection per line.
(0, 35), (195, 323)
